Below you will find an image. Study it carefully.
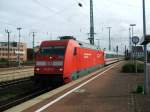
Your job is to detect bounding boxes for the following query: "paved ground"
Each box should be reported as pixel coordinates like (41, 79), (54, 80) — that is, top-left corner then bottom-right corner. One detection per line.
(6, 62), (150, 112)
(19, 62), (149, 112)
(134, 66), (150, 112)
(42, 63), (135, 112)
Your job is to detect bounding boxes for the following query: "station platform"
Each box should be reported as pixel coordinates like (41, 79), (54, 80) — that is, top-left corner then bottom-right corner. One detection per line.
(0, 66), (33, 72)
(5, 62), (150, 112)
(0, 67), (33, 82)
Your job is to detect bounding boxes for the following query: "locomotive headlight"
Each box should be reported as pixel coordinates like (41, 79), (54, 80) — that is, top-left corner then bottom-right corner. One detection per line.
(49, 56), (52, 59)
(36, 67), (40, 71)
(59, 68), (63, 71)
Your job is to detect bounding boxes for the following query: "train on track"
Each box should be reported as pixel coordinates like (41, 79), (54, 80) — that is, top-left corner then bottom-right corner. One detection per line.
(34, 36), (124, 85)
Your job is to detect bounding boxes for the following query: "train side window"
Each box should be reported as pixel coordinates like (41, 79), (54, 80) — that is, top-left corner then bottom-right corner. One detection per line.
(74, 47), (77, 55)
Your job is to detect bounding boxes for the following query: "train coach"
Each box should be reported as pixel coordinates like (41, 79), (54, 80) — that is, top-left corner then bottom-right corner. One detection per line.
(34, 36), (105, 84)
(104, 51), (124, 65)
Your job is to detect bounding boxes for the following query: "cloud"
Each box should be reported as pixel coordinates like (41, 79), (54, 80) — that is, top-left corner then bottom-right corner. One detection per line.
(0, 0), (149, 50)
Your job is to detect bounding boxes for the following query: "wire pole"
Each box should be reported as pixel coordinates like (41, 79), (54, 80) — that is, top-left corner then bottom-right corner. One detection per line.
(106, 27), (112, 51)
(78, 0), (95, 45)
(32, 32), (35, 61)
(116, 45), (119, 60)
(130, 24), (136, 45)
(17, 27), (22, 67)
(142, 0), (148, 94)
(5, 29), (11, 67)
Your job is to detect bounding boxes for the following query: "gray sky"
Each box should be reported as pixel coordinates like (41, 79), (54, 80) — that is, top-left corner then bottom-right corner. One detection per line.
(0, 0), (150, 51)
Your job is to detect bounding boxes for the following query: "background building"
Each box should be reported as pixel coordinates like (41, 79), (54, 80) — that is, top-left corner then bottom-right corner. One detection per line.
(0, 42), (27, 62)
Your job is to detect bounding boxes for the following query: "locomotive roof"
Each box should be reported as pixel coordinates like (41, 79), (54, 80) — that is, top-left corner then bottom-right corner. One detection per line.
(41, 39), (99, 50)
(77, 41), (99, 50)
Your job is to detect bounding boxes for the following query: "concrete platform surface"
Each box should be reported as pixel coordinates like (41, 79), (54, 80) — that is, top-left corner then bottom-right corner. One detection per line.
(29, 62), (136, 112)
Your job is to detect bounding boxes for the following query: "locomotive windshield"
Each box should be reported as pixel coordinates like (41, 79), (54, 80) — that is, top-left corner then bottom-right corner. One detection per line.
(40, 46), (65, 56)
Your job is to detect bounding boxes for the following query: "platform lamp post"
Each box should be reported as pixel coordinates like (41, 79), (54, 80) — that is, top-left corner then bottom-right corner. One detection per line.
(132, 36), (139, 74)
(129, 28), (131, 49)
(130, 24), (136, 38)
(17, 27), (22, 68)
(130, 24), (136, 62)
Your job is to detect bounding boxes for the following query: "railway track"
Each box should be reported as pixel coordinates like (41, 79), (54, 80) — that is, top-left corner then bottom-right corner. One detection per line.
(0, 77), (54, 112)
(0, 86), (52, 112)
(0, 77), (33, 89)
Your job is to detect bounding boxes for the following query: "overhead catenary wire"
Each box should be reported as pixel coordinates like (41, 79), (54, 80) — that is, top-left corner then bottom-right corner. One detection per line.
(0, 0), (148, 31)
(31, 0), (85, 23)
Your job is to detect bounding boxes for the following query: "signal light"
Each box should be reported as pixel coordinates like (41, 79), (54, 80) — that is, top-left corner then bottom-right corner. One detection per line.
(36, 68), (40, 71)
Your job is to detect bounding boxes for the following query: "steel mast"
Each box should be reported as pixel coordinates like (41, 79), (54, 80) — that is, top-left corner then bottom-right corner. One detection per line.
(89, 0), (95, 45)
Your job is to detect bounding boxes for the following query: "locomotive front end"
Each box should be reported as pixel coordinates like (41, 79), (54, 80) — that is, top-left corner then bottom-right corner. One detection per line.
(34, 41), (66, 85)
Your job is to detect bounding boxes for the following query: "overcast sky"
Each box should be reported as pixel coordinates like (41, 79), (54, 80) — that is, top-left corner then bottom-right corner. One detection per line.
(0, 0), (150, 51)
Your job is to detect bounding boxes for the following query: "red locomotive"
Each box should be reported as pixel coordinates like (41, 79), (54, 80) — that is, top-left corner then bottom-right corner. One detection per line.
(34, 36), (105, 84)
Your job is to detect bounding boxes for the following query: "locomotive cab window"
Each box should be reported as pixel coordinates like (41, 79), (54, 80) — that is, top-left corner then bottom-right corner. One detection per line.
(40, 46), (66, 56)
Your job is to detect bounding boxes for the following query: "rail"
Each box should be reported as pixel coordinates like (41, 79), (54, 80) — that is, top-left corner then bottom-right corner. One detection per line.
(0, 82), (52, 111)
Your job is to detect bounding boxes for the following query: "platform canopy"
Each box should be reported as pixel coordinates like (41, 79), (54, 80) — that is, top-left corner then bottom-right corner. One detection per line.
(140, 35), (150, 45)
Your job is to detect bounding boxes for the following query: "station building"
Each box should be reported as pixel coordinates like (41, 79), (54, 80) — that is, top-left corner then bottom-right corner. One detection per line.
(0, 42), (27, 62)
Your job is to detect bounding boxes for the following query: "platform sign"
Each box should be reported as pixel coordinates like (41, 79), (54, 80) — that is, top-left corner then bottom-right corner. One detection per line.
(132, 36), (139, 45)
